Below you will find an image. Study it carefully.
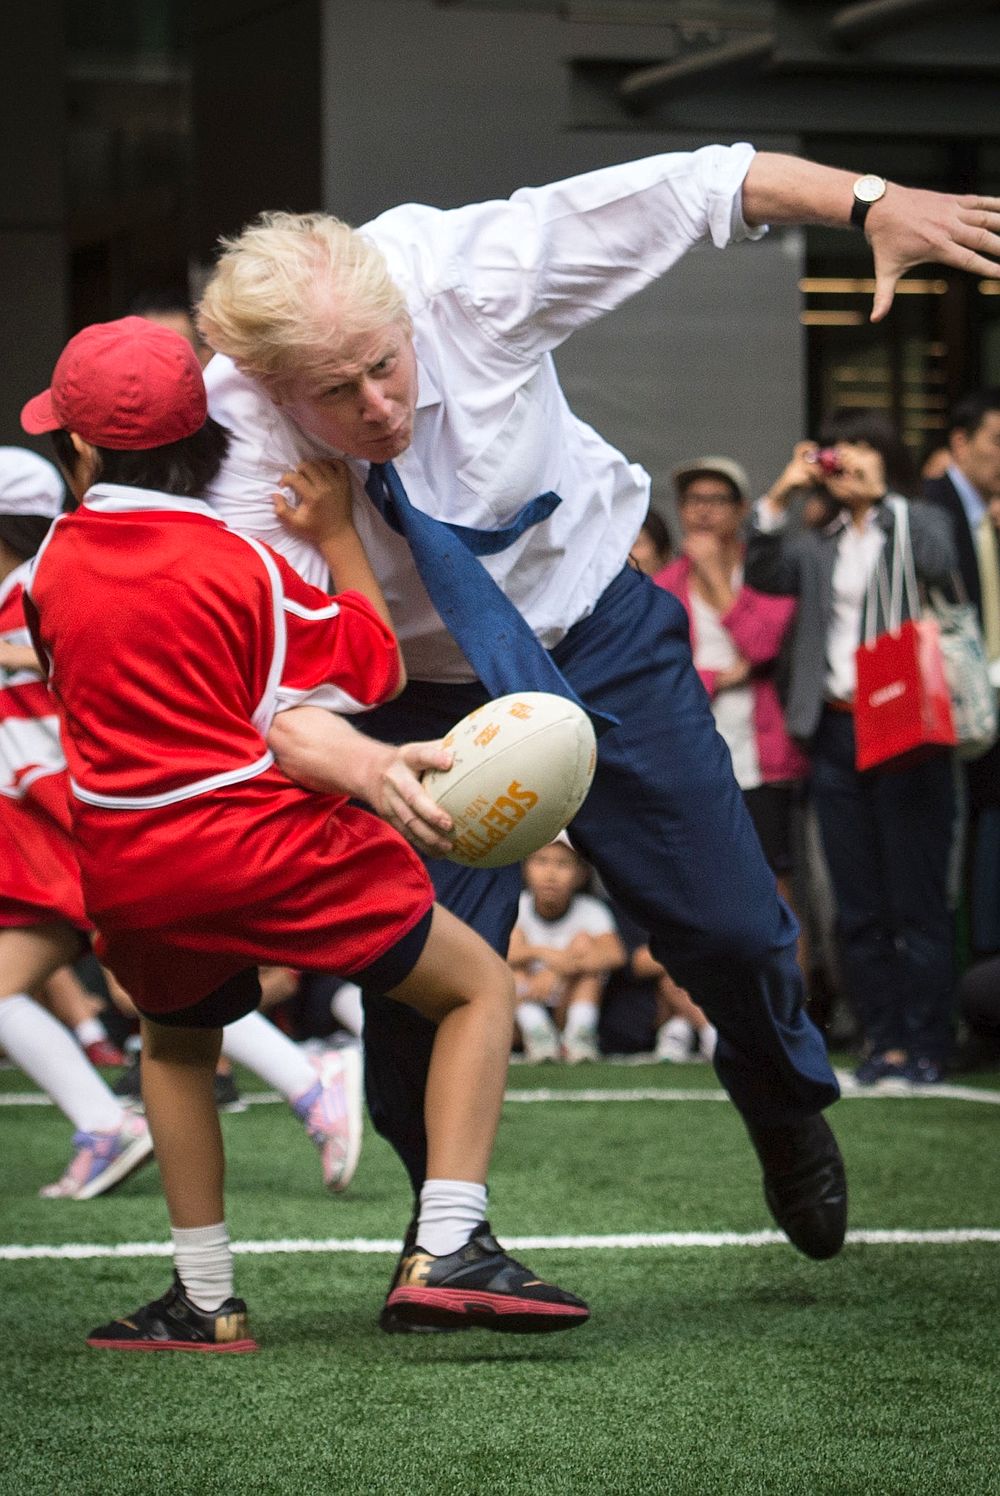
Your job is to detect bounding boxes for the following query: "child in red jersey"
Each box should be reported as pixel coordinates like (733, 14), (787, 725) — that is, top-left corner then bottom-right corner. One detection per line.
(23, 318), (588, 1350)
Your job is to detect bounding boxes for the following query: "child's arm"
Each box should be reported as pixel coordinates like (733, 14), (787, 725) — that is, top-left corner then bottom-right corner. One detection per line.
(273, 458), (406, 692)
(267, 706), (455, 858)
(0, 639), (42, 673)
(535, 931), (627, 979)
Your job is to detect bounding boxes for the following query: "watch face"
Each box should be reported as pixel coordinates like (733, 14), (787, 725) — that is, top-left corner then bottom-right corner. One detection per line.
(854, 174), (887, 205)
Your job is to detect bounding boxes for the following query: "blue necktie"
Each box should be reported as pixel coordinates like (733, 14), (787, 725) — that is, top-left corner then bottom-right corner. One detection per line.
(365, 461), (617, 734)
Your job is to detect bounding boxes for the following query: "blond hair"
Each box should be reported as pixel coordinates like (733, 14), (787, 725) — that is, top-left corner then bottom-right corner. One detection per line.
(196, 211), (411, 397)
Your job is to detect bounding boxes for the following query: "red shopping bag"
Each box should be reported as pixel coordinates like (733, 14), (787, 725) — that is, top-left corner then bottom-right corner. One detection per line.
(854, 616), (956, 771)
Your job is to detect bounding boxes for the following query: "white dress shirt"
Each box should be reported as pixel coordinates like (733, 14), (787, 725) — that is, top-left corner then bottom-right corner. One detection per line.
(204, 145), (762, 682)
(824, 511), (886, 703)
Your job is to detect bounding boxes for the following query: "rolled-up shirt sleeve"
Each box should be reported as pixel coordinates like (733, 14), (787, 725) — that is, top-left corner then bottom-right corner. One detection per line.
(436, 143), (763, 359)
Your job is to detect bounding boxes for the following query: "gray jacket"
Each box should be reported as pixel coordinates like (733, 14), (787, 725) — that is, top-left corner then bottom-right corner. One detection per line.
(744, 496), (957, 743)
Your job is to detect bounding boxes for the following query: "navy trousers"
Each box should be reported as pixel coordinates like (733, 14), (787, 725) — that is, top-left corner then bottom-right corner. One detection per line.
(362, 566), (838, 1192)
(810, 707), (957, 1063)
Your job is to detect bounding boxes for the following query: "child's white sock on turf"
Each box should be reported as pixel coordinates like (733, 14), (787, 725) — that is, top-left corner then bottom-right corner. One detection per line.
(73, 1016), (109, 1049)
(221, 1011), (314, 1101)
(330, 981), (364, 1037)
(416, 1179), (488, 1257)
(172, 1222), (234, 1311)
(0, 994), (124, 1133)
(563, 1000), (599, 1042)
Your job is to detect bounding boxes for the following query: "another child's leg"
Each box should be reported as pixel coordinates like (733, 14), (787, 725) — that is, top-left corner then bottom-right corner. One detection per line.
(558, 973), (603, 1063)
(0, 925), (152, 1198)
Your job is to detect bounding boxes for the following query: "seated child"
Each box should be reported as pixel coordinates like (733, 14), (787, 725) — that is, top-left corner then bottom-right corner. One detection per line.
(22, 317), (588, 1349)
(508, 835), (625, 1062)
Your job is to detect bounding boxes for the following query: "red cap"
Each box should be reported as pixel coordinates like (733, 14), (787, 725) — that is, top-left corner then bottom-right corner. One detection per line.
(20, 316), (208, 450)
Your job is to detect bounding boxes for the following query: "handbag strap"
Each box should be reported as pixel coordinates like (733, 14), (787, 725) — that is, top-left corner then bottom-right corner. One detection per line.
(863, 497), (918, 644)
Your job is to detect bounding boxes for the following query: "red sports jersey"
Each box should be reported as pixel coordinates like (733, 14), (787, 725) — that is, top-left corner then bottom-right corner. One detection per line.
(27, 486), (433, 1012)
(0, 562), (88, 928)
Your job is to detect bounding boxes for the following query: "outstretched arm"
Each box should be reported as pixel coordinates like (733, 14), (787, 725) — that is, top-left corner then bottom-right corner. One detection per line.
(743, 153), (1000, 323)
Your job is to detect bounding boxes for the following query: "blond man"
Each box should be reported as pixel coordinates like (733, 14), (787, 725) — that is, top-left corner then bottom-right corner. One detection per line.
(196, 148), (1000, 1328)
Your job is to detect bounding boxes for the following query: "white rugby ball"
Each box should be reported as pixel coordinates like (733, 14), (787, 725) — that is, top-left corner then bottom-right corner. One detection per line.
(423, 692), (597, 869)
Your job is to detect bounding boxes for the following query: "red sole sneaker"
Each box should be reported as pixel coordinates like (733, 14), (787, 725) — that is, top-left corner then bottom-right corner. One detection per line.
(386, 1284), (590, 1334)
(86, 1335), (258, 1353)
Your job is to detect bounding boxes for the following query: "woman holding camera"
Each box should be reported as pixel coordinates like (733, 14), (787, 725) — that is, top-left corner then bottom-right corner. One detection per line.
(746, 411), (959, 1086)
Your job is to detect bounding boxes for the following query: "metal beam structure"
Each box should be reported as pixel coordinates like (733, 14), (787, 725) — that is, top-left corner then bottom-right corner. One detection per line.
(830, 0), (998, 45)
(618, 32), (774, 100)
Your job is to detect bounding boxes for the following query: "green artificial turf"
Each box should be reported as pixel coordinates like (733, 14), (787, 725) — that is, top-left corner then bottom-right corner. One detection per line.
(2, 1061), (999, 1495)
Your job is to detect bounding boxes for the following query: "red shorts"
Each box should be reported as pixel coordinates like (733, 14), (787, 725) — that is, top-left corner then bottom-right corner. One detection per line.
(0, 774), (90, 931)
(76, 768), (435, 1016)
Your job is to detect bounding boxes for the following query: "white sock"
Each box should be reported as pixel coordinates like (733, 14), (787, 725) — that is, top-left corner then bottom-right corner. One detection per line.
(330, 981), (363, 1037)
(516, 1001), (554, 1034)
(563, 1000), (599, 1040)
(221, 1011), (314, 1101)
(172, 1222), (234, 1311)
(0, 994), (123, 1133)
(416, 1179), (488, 1258)
(74, 1016), (108, 1048)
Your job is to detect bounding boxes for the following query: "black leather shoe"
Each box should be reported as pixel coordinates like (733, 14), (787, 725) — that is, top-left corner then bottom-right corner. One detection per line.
(746, 1114), (847, 1260)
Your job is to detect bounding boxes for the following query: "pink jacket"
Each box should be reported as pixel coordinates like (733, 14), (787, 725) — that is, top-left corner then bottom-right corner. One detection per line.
(655, 556), (808, 783)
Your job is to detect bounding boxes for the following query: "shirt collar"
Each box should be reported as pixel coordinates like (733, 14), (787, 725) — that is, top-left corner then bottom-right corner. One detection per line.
(946, 463), (987, 528)
(82, 484), (222, 520)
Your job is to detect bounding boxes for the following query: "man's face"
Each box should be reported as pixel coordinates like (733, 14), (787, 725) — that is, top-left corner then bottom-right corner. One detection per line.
(677, 476), (745, 540)
(279, 322), (419, 463)
(951, 411), (1000, 500)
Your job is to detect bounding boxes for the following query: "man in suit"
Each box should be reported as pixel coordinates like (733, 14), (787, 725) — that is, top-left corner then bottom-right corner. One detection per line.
(924, 390), (1000, 959)
(923, 389), (1000, 614)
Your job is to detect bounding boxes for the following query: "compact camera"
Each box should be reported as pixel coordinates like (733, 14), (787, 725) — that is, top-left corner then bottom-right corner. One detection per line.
(809, 446), (843, 477)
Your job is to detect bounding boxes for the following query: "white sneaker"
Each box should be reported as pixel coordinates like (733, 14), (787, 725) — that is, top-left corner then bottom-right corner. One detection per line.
(697, 1023), (718, 1062)
(522, 1021), (561, 1063)
(655, 1017), (695, 1063)
(292, 1045), (364, 1193)
(39, 1112), (154, 1201)
(562, 1029), (600, 1064)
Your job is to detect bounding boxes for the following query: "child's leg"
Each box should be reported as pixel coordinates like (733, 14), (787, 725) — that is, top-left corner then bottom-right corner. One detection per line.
(222, 1010), (363, 1193)
(140, 1017), (224, 1228)
(381, 906), (589, 1334)
(0, 926), (151, 1199)
(558, 974), (603, 1062)
(87, 1013), (257, 1353)
(387, 905), (514, 1185)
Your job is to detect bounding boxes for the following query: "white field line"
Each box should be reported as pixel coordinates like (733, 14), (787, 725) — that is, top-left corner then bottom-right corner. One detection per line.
(3, 1076), (1000, 1108)
(3, 1228), (1000, 1263)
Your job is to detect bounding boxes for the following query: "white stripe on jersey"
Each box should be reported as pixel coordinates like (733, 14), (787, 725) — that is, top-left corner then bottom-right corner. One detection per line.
(70, 748), (276, 811)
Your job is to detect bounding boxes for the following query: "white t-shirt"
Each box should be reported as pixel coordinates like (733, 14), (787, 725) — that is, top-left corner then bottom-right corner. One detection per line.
(689, 582), (761, 791)
(204, 146), (762, 682)
(515, 890), (617, 956)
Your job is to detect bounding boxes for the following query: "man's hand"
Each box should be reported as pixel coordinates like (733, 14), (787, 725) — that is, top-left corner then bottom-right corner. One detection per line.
(744, 154), (1000, 323)
(273, 459), (355, 547)
(867, 187), (1000, 322)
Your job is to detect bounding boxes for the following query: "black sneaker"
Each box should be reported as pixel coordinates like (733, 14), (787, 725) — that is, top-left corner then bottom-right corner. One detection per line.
(213, 1071), (247, 1113)
(86, 1274), (257, 1353)
(384, 1221), (590, 1333)
(111, 1055), (143, 1105)
(746, 1114), (848, 1261)
(379, 1216), (467, 1335)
